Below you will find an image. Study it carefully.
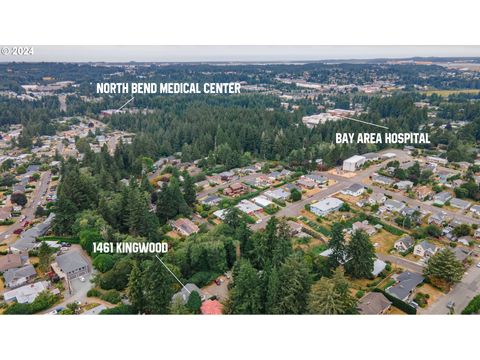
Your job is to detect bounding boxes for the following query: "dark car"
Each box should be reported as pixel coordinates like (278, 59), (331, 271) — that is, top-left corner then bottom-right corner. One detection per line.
(214, 279), (221, 286)
(13, 228), (23, 235)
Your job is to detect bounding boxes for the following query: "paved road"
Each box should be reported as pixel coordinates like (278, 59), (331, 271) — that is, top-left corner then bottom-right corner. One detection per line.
(377, 254), (424, 273)
(421, 262), (480, 314)
(0, 171), (51, 243)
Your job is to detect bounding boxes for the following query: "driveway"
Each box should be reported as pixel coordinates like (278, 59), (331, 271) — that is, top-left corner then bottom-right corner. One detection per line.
(201, 272), (231, 302)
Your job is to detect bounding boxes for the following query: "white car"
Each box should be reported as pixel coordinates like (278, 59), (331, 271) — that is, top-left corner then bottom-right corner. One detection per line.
(477, 263), (480, 268)
(47, 310), (58, 315)
(79, 276), (85, 282)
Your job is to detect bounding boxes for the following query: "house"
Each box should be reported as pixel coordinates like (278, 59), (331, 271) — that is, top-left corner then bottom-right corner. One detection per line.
(363, 152), (380, 161)
(428, 211), (450, 225)
(414, 240), (439, 258)
(252, 195), (273, 208)
(456, 236), (471, 247)
(236, 200), (262, 215)
(470, 204), (480, 216)
(171, 218), (200, 237)
(296, 178), (316, 189)
(433, 191), (452, 205)
(200, 195), (222, 206)
(415, 186), (434, 200)
(223, 182), (248, 197)
(218, 171), (235, 181)
(3, 280), (50, 304)
(201, 299), (223, 315)
(267, 171), (281, 181)
(172, 283), (205, 305)
(368, 192), (386, 205)
(342, 155), (366, 172)
(213, 209), (227, 220)
(303, 173), (328, 185)
(264, 188), (290, 201)
(11, 213), (55, 253)
(341, 183), (365, 197)
(386, 271), (424, 301)
(450, 198), (471, 211)
(287, 221), (303, 236)
(279, 169), (292, 179)
(352, 220), (377, 236)
(426, 156), (448, 165)
(394, 180), (414, 190)
(310, 197), (344, 217)
(394, 235), (414, 252)
(453, 247), (471, 263)
(357, 292), (392, 315)
(0, 205), (12, 221)
(384, 199), (405, 213)
(371, 174), (395, 186)
(54, 250), (90, 280)
(3, 264), (36, 288)
(0, 253), (25, 272)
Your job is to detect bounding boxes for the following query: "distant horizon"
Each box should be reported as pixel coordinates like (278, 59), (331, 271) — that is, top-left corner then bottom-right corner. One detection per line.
(2, 45), (480, 63)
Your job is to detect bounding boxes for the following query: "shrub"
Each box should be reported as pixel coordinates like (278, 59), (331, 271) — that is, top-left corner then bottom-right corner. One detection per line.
(101, 290), (122, 304)
(87, 289), (102, 298)
(355, 290), (365, 299)
(100, 304), (136, 315)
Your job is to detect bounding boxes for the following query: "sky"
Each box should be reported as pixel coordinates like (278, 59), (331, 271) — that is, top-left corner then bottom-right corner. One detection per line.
(3, 46), (480, 63)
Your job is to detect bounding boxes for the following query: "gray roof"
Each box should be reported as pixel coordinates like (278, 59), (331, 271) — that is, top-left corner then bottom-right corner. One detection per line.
(344, 183), (365, 193)
(358, 292), (392, 315)
(56, 250), (89, 274)
(450, 198), (471, 209)
(3, 264), (36, 285)
(12, 213), (55, 252)
(417, 240), (437, 253)
(434, 191), (452, 203)
(172, 283), (204, 304)
(386, 271), (424, 300)
(396, 235), (414, 248)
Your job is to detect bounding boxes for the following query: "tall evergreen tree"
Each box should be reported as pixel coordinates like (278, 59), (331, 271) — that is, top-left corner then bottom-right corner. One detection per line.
(345, 230), (375, 279)
(275, 254), (311, 314)
(141, 258), (178, 314)
(182, 172), (196, 206)
(308, 268), (357, 314)
(328, 222), (347, 269)
(227, 260), (262, 314)
(127, 261), (146, 313)
(424, 248), (464, 286)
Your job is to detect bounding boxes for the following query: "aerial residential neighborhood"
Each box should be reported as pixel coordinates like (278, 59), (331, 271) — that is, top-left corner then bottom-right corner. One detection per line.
(1, 52), (480, 318)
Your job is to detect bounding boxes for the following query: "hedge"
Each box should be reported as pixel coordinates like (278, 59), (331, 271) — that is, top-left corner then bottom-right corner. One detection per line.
(373, 288), (417, 314)
(37, 236), (80, 244)
(100, 304), (136, 315)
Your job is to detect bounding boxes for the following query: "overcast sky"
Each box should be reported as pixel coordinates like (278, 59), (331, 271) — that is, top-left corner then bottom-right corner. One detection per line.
(3, 46), (480, 62)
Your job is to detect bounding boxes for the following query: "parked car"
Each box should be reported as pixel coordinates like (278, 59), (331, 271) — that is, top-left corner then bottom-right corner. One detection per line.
(13, 228), (23, 235)
(447, 301), (455, 309)
(214, 279), (221, 286)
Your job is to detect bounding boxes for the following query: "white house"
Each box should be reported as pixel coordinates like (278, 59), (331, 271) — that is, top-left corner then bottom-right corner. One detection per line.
(310, 197), (344, 217)
(414, 240), (439, 258)
(341, 183), (365, 197)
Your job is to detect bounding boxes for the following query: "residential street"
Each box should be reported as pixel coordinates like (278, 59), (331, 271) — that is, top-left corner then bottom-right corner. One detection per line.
(377, 254), (424, 273)
(421, 261), (480, 314)
(0, 171), (51, 244)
